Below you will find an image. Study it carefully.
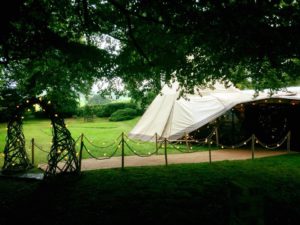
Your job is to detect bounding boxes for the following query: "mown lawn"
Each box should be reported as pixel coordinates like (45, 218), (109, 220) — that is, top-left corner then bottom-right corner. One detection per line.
(0, 117), (213, 166)
(0, 154), (300, 225)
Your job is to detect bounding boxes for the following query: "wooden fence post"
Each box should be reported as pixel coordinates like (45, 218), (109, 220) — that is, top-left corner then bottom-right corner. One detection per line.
(78, 133), (84, 172)
(251, 134), (255, 160)
(164, 138), (168, 166)
(121, 132), (125, 169)
(31, 138), (35, 165)
(208, 139), (212, 163)
(155, 133), (158, 154)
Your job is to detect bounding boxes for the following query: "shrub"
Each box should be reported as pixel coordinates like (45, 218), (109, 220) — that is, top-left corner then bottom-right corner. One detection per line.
(109, 108), (137, 121)
(96, 102), (137, 117)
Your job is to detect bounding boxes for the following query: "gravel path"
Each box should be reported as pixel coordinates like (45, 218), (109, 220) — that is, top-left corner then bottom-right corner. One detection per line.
(39, 149), (290, 171)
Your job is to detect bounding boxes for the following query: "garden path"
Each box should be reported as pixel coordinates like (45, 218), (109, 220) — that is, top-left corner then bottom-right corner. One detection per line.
(39, 149), (289, 171)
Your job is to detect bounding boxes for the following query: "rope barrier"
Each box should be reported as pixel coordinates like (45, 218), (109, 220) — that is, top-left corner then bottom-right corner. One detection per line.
(83, 136), (117, 149)
(82, 142), (120, 160)
(124, 140), (159, 157)
(14, 129), (291, 169)
(74, 134), (82, 144)
(33, 143), (50, 153)
(168, 140), (207, 153)
(216, 136), (253, 149)
(83, 134), (121, 149)
(255, 133), (288, 150)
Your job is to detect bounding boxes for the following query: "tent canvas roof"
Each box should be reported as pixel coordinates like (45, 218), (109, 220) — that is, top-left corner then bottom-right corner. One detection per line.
(129, 81), (300, 141)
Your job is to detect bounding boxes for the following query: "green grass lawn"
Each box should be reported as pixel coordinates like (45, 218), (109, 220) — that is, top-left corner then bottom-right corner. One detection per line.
(0, 154), (300, 225)
(0, 117), (212, 166)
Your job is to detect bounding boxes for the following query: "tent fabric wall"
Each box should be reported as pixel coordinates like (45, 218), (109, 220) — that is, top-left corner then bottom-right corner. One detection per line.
(129, 81), (300, 141)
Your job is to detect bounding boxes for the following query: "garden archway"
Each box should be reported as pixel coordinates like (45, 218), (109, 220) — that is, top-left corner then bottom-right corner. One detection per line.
(2, 97), (80, 177)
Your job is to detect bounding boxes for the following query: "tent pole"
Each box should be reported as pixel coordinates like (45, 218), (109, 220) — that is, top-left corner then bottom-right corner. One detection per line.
(215, 127), (219, 147)
(185, 132), (190, 151)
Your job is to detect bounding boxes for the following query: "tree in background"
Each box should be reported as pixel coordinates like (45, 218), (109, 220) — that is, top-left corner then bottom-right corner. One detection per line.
(87, 94), (111, 106)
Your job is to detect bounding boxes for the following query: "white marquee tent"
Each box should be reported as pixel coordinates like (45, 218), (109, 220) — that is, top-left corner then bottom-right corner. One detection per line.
(129, 81), (300, 141)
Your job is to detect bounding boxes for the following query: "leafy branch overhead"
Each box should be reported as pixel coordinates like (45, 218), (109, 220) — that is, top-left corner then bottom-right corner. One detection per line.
(1, 0), (300, 99)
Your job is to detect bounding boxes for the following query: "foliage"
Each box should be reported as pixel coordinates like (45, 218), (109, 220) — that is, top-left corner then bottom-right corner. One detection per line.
(96, 102), (138, 117)
(45, 91), (79, 118)
(1, 0), (300, 102)
(87, 94), (111, 106)
(109, 107), (137, 121)
(0, 88), (23, 122)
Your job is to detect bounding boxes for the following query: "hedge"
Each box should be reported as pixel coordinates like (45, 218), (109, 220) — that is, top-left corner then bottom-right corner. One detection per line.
(109, 108), (137, 121)
(96, 102), (137, 117)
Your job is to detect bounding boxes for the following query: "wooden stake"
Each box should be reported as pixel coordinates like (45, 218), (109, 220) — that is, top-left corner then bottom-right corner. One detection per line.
(31, 138), (35, 165)
(78, 133), (84, 172)
(155, 133), (158, 154)
(121, 132), (125, 169)
(208, 139), (212, 163)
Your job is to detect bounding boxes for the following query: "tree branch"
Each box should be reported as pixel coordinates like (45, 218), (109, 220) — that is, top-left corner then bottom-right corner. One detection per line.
(107, 0), (153, 65)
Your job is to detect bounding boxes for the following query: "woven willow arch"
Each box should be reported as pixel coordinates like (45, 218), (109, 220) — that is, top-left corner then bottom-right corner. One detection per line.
(2, 97), (80, 177)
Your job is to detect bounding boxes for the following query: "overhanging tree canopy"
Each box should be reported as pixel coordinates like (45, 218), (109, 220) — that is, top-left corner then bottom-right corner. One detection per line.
(1, 0), (300, 98)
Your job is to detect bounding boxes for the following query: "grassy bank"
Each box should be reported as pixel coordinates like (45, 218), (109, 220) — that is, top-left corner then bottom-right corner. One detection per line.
(0, 154), (300, 225)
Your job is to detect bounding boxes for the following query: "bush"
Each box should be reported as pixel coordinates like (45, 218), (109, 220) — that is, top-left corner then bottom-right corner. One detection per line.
(96, 102), (137, 117)
(109, 108), (137, 121)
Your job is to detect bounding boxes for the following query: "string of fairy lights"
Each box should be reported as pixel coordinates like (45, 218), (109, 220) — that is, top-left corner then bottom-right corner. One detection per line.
(0, 129), (291, 162)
